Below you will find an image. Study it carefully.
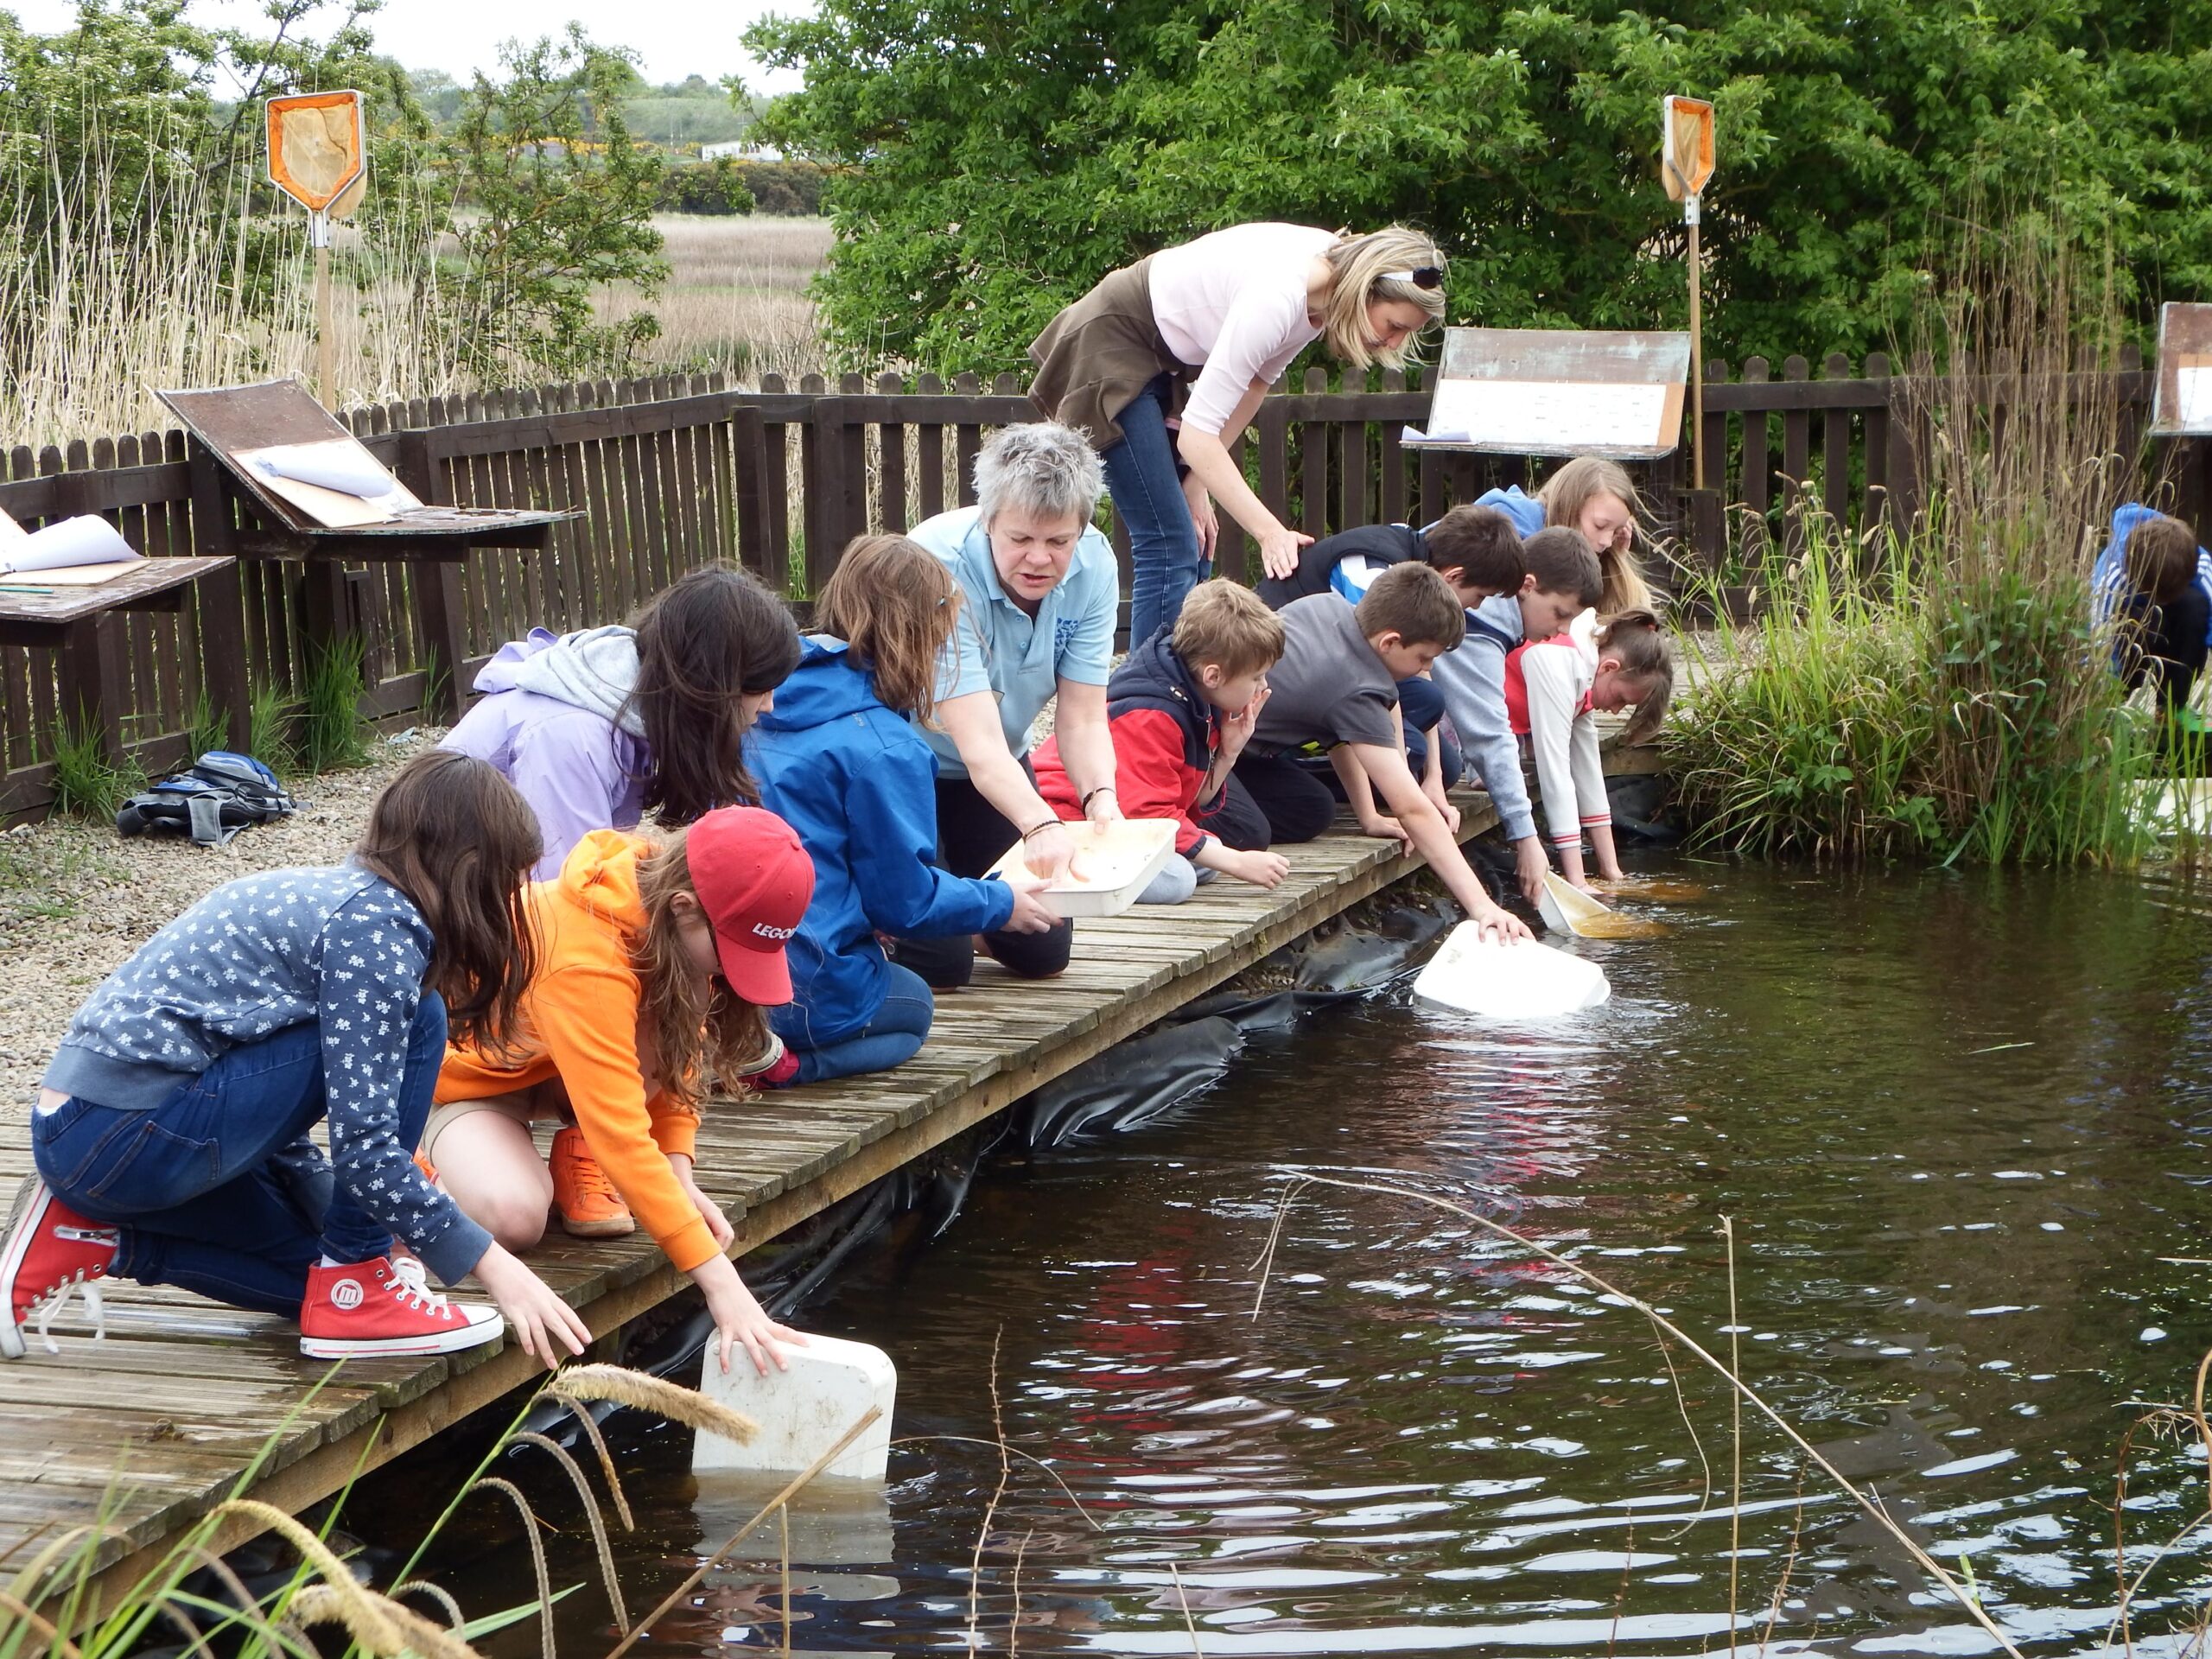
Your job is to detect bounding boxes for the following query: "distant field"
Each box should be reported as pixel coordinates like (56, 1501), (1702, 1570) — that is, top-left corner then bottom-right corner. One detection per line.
(599, 214), (836, 385)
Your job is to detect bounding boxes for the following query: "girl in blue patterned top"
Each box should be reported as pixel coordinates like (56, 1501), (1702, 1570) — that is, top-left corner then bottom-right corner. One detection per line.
(0, 751), (591, 1366)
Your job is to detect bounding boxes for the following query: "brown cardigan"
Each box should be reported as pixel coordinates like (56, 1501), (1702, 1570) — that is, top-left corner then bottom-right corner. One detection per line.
(1027, 256), (1186, 453)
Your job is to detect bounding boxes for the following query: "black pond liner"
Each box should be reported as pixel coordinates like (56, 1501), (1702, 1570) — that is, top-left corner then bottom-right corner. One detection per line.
(509, 897), (1461, 1454)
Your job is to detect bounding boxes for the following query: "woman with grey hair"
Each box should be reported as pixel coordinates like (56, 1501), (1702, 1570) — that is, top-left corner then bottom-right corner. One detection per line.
(892, 422), (1124, 985)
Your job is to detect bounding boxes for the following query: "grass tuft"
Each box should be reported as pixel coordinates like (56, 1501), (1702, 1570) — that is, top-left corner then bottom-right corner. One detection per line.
(299, 637), (374, 775)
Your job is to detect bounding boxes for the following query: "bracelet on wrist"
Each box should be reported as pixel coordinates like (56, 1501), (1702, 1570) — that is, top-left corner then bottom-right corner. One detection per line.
(1082, 785), (1117, 808)
(1020, 820), (1060, 841)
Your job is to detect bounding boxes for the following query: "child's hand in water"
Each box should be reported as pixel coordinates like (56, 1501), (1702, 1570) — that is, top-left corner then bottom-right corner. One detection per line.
(695, 1255), (810, 1376)
(1471, 900), (1533, 944)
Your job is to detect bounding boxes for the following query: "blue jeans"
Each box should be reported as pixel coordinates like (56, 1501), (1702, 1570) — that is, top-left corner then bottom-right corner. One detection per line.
(781, 964), (934, 1086)
(1397, 676), (1465, 790)
(32, 995), (448, 1317)
(1103, 372), (1204, 647)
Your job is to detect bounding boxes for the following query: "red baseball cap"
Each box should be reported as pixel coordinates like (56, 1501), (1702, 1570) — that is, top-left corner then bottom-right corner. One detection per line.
(684, 806), (815, 1005)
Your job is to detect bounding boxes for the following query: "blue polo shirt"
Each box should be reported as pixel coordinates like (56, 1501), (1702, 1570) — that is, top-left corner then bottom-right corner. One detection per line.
(907, 505), (1120, 777)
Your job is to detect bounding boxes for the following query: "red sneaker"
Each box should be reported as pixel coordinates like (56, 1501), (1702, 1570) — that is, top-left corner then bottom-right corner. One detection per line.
(0, 1176), (118, 1359)
(298, 1255), (502, 1359)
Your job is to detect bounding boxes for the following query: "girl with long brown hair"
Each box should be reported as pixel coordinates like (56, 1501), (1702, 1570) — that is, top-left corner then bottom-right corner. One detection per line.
(445, 563), (803, 880)
(428, 806), (817, 1377)
(2, 752), (589, 1367)
(744, 535), (1056, 1086)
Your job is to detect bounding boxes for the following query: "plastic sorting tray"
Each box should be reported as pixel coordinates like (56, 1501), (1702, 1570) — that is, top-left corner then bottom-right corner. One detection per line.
(1412, 924), (1611, 1020)
(986, 817), (1179, 918)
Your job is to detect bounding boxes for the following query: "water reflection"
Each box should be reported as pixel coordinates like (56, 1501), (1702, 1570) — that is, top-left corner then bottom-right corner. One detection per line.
(447, 861), (2212, 1654)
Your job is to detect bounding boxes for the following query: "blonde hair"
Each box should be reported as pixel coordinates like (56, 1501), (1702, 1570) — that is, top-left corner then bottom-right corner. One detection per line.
(1170, 578), (1286, 679)
(1319, 226), (1447, 372)
(1540, 456), (1655, 613)
(1595, 607), (1674, 743)
(632, 828), (772, 1104)
(816, 534), (962, 725)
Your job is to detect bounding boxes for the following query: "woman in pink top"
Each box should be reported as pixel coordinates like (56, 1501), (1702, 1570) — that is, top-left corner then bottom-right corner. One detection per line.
(1031, 224), (1447, 645)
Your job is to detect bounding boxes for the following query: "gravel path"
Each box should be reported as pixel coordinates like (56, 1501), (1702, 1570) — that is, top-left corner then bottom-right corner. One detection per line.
(0, 731), (435, 1114)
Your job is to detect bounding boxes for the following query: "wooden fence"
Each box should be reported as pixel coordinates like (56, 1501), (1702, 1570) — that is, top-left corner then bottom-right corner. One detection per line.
(0, 351), (2193, 820)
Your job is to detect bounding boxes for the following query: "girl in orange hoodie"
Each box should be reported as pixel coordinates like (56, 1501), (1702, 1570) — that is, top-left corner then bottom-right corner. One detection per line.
(429, 804), (815, 1376)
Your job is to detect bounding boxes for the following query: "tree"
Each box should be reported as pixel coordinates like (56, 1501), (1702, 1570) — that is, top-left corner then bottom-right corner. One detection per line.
(746, 0), (2212, 375)
(432, 26), (667, 378)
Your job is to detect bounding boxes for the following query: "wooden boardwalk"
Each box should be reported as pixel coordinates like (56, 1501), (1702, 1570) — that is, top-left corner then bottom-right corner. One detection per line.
(0, 795), (1506, 1592)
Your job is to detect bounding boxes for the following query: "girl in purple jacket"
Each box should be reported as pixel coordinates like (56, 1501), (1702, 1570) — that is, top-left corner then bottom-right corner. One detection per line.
(443, 565), (802, 880)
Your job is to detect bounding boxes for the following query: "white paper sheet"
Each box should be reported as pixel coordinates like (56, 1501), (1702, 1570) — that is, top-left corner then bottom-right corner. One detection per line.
(252, 442), (398, 499)
(2177, 365), (2212, 432)
(237, 439), (422, 527)
(0, 515), (141, 575)
(1409, 379), (1672, 452)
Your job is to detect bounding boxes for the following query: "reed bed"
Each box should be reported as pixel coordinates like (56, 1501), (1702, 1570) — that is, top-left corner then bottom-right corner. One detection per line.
(1669, 208), (2181, 867)
(595, 214), (834, 385)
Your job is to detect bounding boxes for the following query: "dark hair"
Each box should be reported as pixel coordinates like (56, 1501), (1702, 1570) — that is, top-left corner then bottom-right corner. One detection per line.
(1425, 505), (1524, 593)
(816, 534), (961, 722)
(1595, 607), (1675, 743)
(622, 564), (801, 825)
(1356, 563), (1465, 651)
(355, 751), (539, 1053)
(2126, 514), (2199, 606)
(1522, 527), (1604, 607)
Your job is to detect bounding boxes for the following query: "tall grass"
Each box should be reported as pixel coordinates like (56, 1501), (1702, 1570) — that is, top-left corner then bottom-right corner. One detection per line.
(1669, 207), (2176, 868)
(0, 137), (485, 444)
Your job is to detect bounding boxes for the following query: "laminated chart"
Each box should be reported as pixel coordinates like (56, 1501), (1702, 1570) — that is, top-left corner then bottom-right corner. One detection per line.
(1402, 327), (1691, 460)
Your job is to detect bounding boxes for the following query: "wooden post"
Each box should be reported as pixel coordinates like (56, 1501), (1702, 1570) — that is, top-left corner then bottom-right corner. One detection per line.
(1688, 204), (1704, 491)
(312, 209), (335, 409)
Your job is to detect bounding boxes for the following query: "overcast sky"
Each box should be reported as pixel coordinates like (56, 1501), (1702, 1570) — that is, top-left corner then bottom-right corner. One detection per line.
(5, 0), (813, 94)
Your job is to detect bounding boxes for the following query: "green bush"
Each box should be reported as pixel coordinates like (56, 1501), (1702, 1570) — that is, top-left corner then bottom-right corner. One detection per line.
(658, 158), (755, 215)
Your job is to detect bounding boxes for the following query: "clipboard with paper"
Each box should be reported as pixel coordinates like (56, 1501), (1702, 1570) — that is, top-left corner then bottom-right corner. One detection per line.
(1402, 327), (1691, 460)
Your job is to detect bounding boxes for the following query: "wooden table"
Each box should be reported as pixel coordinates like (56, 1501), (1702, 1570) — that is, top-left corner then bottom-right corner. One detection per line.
(0, 554), (244, 766)
(228, 506), (573, 721)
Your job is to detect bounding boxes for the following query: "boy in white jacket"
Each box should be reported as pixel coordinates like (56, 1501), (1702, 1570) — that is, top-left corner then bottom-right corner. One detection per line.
(1504, 607), (1673, 890)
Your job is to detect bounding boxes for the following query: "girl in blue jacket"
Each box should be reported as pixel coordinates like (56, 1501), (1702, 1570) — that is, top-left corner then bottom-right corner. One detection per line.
(747, 537), (1057, 1086)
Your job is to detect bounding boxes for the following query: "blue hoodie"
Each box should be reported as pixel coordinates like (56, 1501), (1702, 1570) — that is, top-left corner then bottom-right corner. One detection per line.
(748, 638), (1016, 1048)
(2089, 502), (2212, 666)
(1474, 485), (1548, 539)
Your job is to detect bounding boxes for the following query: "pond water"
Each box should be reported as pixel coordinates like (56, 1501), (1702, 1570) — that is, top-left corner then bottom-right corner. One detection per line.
(387, 860), (2212, 1656)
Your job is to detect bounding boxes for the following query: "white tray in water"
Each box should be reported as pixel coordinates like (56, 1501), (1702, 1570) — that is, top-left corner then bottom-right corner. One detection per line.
(1413, 924), (1611, 1020)
(986, 817), (1179, 918)
(694, 1331), (896, 1479)
(1538, 870), (1616, 937)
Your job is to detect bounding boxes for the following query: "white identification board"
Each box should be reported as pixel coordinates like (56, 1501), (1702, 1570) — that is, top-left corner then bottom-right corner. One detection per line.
(986, 817), (1179, 918)
(1404, 327), (1690, 460)
(1422, 378), (1673, 454)
(2152, 303), (2212, 435)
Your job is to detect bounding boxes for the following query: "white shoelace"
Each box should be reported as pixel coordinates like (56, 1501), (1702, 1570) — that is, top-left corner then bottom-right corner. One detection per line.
(385, 1256), (454, 1320)
(33, 1275), (105, 1353)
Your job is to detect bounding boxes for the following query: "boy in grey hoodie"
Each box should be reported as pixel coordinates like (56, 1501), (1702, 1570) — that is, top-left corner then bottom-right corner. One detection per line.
(1429, 528), (1601, 905)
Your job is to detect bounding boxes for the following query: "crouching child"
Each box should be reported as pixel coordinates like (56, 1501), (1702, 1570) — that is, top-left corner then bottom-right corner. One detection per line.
(1035, 579), (1289, 902)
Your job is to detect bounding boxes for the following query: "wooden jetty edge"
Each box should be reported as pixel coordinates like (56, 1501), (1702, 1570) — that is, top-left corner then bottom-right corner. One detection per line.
(0, 785), (1550, 1593)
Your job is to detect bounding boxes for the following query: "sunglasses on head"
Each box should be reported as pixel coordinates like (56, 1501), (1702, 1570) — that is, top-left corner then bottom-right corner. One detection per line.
(1382, 266), (1444, 290)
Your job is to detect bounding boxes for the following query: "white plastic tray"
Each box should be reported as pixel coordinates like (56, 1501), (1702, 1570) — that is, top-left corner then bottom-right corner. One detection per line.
(987, 817), (1179, 918)
(1412, 925), (1611, 1020)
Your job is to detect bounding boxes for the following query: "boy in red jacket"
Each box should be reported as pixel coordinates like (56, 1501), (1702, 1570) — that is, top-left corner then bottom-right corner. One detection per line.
(1033, 580), (1288, 902)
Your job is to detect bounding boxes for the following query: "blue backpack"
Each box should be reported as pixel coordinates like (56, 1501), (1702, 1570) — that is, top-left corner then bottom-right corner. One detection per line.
(116, 752), (296, 847)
